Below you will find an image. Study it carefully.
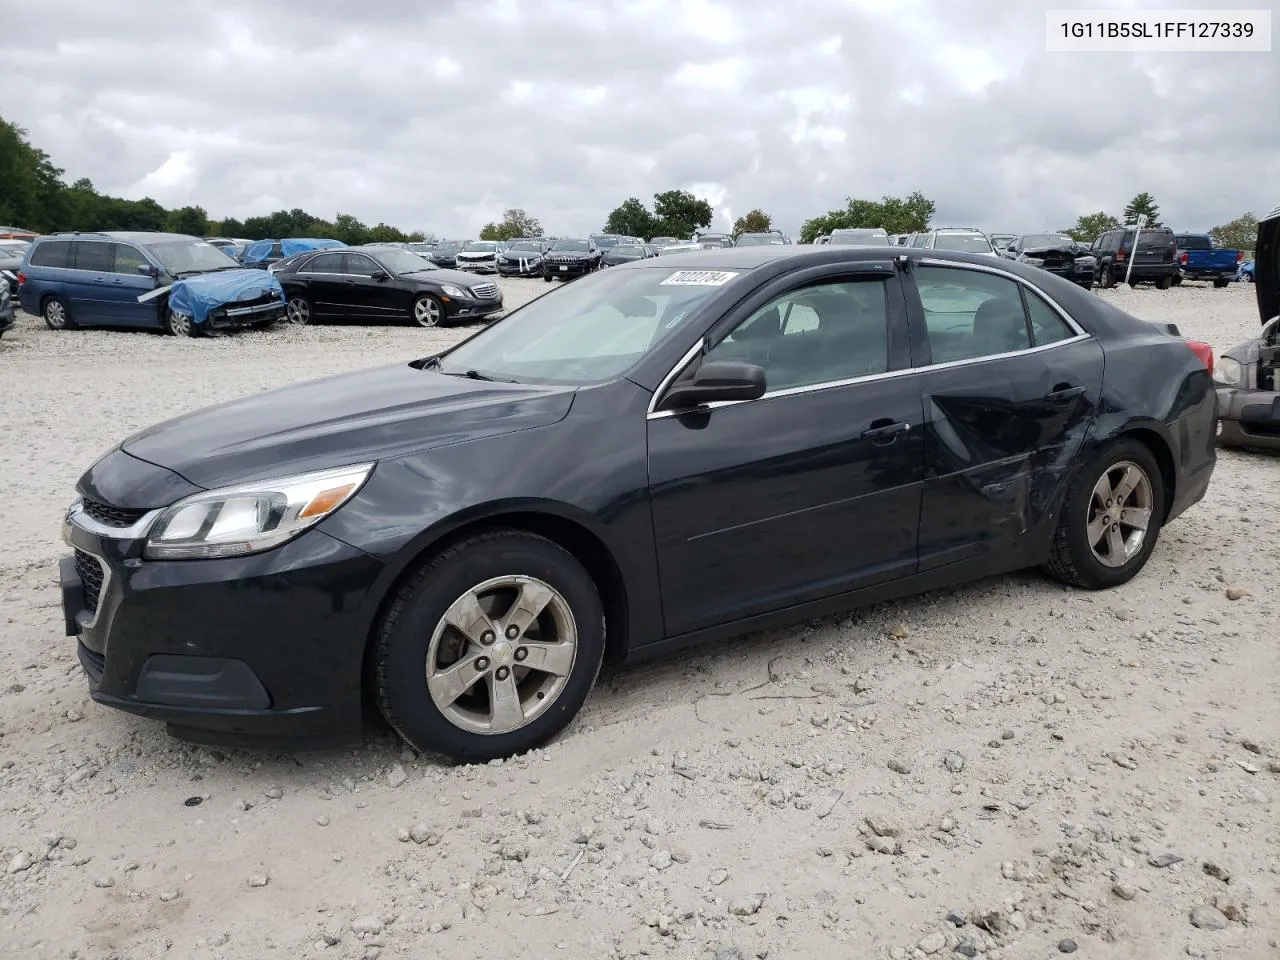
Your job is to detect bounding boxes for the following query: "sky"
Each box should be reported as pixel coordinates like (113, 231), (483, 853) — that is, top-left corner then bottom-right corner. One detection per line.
(1, 0), (1275, 240)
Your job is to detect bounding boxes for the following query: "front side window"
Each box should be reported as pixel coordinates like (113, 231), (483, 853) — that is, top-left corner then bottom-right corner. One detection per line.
(111, 244), (150, 275)
(702, 279), (890, 392)
(345, 255), (383, 277)
(913, 266), (1032, 363)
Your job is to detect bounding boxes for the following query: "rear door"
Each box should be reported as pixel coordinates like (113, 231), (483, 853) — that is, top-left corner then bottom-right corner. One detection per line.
(647, 262), (925, 635)
(902, 261), (1104, 571)
(67, 240), (117, 324)
(1126, 228), (1174, 269)
(99, 243), (159, 327)
(292, 252), (348, 319)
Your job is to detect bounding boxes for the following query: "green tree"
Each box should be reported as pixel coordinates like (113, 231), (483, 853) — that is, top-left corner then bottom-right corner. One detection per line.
(479, 208), (543, 241)
(1061, 211), (1121, 243)
(165, 205), (209, 236)
(1209, 212), (1259, 252)
(652, 189), (713, 239)
(0, 117), (68, 232)
(1122, 192), (1161, 227)
(603, 197), (657, 238)
(799, 191), (935, 243)
(732, 209), (773, 236)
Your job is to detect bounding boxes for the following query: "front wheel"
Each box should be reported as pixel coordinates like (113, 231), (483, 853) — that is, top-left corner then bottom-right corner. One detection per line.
(164, 308), (198, 337)
(1044, 440), (1165, 590)
(412, 294), (444, 327)
(1097, 266), (1114, 289)
(373, 531), (605, 761)
(543, 272), (553, 283)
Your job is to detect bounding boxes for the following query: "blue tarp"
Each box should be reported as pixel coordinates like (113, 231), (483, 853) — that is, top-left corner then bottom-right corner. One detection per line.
(240, 237), (345, 264)
(167, 269), (286, 326)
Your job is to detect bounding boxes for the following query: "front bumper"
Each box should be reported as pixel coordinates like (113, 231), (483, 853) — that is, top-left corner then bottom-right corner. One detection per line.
(442, 294), (504, 321)
(544, 260), (594, 279)
(203, 298), (287, 330)
(59, 502), (387, 748)
(497, 259), (543, 277)
(455, 259), (498, 274)
(1216, 386), (1280, 449)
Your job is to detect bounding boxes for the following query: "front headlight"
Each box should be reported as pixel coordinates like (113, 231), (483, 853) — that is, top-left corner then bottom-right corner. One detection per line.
(1019, 255), (1045, 266)
(1213, 356), (1242, 386)
(143, 463), (373, 560)
(1076, 255), (1096, 265)
(440, 284), (469, 298)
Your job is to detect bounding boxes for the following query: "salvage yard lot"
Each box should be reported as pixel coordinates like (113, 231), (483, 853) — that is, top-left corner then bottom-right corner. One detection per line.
(0, 279), (1276, 959)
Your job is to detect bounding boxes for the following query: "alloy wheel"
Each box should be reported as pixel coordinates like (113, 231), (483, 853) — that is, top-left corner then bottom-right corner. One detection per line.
(413, 296), (442, 327)
(285, 297), (311, 325)
(425, 576), (578, 735)
(44, 299), (67, 329)
(1086, 460), (1153, 568)
(166, 309), (193, 337)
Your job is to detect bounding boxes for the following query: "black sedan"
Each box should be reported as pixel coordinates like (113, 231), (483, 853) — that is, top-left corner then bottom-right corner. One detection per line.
(57, 246), (1216, 761)
(542, 238), (601, 281)
(1006, 234), (1098, 288)
(601, 242), (656, 267)
(274, 246), (503, 327)
(427, 240), (466, 268)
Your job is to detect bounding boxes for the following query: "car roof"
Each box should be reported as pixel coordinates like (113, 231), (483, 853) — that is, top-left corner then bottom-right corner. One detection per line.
(33, 231), (204, 245)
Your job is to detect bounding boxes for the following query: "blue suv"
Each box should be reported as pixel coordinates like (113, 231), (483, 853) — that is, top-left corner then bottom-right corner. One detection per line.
(17, 232), (283, 334)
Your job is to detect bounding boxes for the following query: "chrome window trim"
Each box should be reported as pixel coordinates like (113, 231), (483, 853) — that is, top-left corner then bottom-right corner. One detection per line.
(645, 259), (1094, 420)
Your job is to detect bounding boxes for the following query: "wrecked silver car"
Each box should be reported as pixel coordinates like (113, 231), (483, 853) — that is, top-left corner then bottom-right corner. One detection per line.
(1213, 205), (1279, 449)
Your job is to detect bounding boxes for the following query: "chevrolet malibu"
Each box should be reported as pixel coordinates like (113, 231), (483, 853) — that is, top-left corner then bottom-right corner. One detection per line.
(60, 246), (1217, 761)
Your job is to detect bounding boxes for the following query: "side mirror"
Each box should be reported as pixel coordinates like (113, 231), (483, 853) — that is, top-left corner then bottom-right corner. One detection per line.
(137, 263), (158, 277)
(659, 360), (766, 411)
(372, 270), (390, 281)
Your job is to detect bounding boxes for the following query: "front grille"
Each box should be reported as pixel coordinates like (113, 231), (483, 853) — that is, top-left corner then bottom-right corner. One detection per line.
(74, 550), (104, 614)
(470, 282), (499, 299)
(83, 498), (148, 528)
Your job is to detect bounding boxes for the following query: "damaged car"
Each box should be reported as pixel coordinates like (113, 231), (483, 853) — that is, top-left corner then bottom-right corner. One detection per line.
(455, 241), (507, 274)
(239, 238), (345, 270)
(1213, 206), (1280, 449)
(1006, 233), (1097, 289)
(16, 232), (285, 336)
(497, 239), (550, 277)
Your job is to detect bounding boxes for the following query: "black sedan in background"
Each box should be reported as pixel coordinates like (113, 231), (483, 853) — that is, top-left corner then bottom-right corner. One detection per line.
(497, 239), (550, 277)
(542, 238), (601, 281)
(57, 245), (1216, 762)
(428, 240), (466, 268)
(1005, 234), (1098, 289)
(601, 242), (656, 267)
(274, 246), (503, 327)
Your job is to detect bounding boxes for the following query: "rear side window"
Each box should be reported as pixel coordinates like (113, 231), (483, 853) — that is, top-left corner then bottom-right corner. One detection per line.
(304, 252), (344, 273)
(73, 241), (115, 272)
(1024, 291), (1076, 346)
(28, 240), (73, 268)
(913, 266), (1032, 363)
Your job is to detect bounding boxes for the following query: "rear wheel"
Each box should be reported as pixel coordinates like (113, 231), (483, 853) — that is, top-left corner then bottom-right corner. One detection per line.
(1097, 266), (1114, 289)
(1212, 278), (1230, 288)
(373, 531), (605, 761)
(1171, 274), (1182, 286)
(284, 295), (312, 325)
(1045, 439), (1165, 590)
(42, 296), (74, 330)
(1155, 275), (1173, 290)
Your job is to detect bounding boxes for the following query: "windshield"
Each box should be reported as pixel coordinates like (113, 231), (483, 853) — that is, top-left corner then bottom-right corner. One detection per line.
(1023, 234), (1075, 248)
(149, 239), (242, 275)
(933, 233), (994, 253)
(407, 243), (435, 253)
(735, 234), (783, 246)
(609, 245), (645, 257)
(374, 249), (436, 274)
(508, 241), (542, 253)
(464, 242), (500, 253)
(434, 242), (462, 253)
(437, 267), (723, 383)
(828, 231), (889, 245)
(552, 240), (590, 252)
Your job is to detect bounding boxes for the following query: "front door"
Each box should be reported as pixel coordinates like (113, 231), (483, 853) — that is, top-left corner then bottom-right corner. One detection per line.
(341, 253), (403, 322)
(902, 262), (1104, 570)
(647, 266), (925, 636)
(99, 243), (159, 327)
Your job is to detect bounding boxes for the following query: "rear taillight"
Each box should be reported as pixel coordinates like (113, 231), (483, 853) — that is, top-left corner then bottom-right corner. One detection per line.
(1186, 339), (1214, 377)
(1179, 252), (1188, 265)
(15, 272), (25, 286)
(1236, 250), (1245, 263)
(1115, 249), (1126, 261)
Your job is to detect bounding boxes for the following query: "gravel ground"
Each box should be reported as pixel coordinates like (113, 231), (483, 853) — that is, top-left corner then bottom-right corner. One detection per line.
(0, 278), (1276, 960)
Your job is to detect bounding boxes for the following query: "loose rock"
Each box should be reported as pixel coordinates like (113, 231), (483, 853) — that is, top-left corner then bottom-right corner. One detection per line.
(729, 894), (764, 917)
(1111, 882), (1138, 901)
(917, 931), (946, 954)
(385, 764), (408, 788)
(1057, 939), (1078, 954)
(865, 815), (901, 838)
(1203, 860), (1231, 883)
(351, 916), (384, 936)
(6, 852), (33, 875)
(887, 758), (912, 775)
(1189, 905), (1228, 930)
(247, 873), (270, 888)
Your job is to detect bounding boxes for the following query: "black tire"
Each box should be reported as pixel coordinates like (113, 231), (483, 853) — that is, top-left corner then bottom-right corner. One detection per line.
(1155, 275), (1173, 290)
(373, 530), (606, 761)
(42, 296), (75, 331)
(1212, 278), (1229, 289)
(1127, 279), (1138, 288)
(543, 272), (553, 283)
(1171, 274), (1182, 286)
(1097, 266), (1114, 290)
(411, 293), (445, 328)
(164, 307), (199, 337)
(1044, 439), (1166, 590)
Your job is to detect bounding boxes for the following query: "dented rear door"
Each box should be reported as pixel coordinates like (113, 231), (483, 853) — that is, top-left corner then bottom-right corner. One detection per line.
(901, 261), (1104, 571)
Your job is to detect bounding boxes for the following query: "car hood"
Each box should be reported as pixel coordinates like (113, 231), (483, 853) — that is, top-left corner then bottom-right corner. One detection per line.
(121, 363), (576, 490)
(399, 268), (492, 288)
(546, 251), (593, 259)
(1257, 206), (1278, 324)
(456, 250), (498, 257)
(1022, 241), (1087, 257)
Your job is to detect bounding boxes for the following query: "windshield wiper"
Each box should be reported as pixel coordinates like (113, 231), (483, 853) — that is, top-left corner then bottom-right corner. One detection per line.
(418, 357), (514, 382)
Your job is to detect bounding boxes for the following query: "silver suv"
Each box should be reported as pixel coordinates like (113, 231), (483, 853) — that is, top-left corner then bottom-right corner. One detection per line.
(907, 228), (998, 256)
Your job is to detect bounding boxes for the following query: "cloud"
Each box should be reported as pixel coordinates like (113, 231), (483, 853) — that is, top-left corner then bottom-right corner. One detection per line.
(1, 0), (1275, 239)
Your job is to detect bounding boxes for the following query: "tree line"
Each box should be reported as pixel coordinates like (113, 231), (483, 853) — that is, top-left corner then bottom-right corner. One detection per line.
(0, 116), (425, 245)
(1060, 192), (1259, 251)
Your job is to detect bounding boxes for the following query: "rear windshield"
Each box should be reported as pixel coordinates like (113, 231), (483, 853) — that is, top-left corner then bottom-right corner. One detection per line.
(829, 231), (890, 245)
(1176, 235), (1212, 250)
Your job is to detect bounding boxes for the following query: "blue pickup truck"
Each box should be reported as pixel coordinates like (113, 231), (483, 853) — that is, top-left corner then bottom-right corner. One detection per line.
(1173, 233), (1243, 287)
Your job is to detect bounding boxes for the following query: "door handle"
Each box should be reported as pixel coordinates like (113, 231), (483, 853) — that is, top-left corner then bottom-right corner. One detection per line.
(861, 419), (912, 444)
(1044, 383), (1087, 402)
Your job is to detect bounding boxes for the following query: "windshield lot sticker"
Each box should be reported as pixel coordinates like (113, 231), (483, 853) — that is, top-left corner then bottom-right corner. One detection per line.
(661, 270), (740, 286)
